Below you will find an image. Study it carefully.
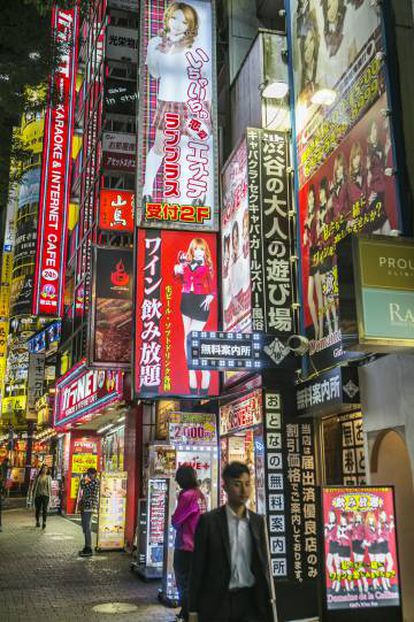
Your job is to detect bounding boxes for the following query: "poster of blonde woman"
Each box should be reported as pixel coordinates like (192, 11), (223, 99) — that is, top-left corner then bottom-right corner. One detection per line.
(137, 0), (218, 231)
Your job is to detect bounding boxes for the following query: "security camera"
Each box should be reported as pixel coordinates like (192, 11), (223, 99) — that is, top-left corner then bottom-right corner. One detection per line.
(287, 335), (310, 356)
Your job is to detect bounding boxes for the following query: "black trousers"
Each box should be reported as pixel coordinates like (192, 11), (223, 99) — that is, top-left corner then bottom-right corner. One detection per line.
(208, 588), (262, 622)
(174, 549), (193, 621)
(35, 495), (49, 525)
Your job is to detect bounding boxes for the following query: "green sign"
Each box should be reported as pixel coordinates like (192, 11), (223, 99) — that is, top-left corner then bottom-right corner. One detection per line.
(362, 288), (414, 340)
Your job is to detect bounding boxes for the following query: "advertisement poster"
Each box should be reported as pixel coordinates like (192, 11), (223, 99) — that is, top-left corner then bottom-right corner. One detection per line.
(288, 1), (402, 372)
(97, 471), (128, 550)
(93, 247), (133, 365)
(33, 7), (79, 316)
(169, 413), (217, 445)
(149, 445), (176, 477)
(99, 189), (134, 232)
(134, 229), (219, 398)
(290, 0), (381, 134)
(147, 478), (169, 566)
(221, 138), (250, 332)
(137, 0), (218, 230)
(299, 94), (399, 369)
(322, 486), (401, 610)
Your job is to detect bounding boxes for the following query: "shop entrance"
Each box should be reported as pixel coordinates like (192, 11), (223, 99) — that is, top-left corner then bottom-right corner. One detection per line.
(371, 430), (414, 622)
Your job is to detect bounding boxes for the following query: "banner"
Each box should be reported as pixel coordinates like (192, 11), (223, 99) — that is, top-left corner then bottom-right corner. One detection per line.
(99, 189), (134, 232)
(322, 486), (401, 610)
(137, 0), (218, 230)
(222, 129), (295, 336)
(287, 1), (402, 372)
(54, 361), (123, 427)
(27, 353), (45, 419)
(33, 7), (79, 316)
(106, 25), (138, 62)
(134, 229), (219, 397)
(92, 247), (133, 365)
(97, 472), (128, 550)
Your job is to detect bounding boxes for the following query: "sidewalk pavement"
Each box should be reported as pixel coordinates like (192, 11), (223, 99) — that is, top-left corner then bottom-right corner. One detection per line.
(0, 507), (178, 622)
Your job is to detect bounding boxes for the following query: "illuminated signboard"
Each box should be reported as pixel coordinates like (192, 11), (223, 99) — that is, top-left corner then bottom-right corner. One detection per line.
(287, 1), (402, 372)
(54, 360), (123, 427)
(97, 471), (128, 550)
(322, 486), (401, 611)
(99, 189), (134, 232)
(219, 390), (262, 436)
(137, 0), (218, 230)
(33, 7), (79, 316)
(92, 247), (133, 366)
(134, 229), (219, 398)
(102, 132), (136, 172)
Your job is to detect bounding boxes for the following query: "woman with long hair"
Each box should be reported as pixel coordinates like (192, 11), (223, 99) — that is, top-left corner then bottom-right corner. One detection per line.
(364, 512), (381, 592)
(143, 2), (210, 205)
(174, 237), (215, 394)
(350, 512), (368, 594)
(172, 465), (207, 622)
(317, 177), (337, 335)
(325, 510), (340, 593)
(336, 512), (352, 594)
(377, 510), (394, 592)
(303, 185), (324, 340)
(347, 141), (366, 230)
(33, 464), (52, 530)
(366, 119), (392, 234)
(299, 12), (320, 101)
(321, 0), (347, 58)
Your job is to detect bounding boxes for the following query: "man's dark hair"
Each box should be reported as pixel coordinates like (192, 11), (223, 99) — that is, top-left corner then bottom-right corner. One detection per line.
(222, 462), (250, 482)
(87, 468), (97, 477)
(176, 465), (198, 490)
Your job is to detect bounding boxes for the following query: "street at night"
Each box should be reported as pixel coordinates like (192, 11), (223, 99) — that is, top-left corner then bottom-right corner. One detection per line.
(1, 1), (414, 621)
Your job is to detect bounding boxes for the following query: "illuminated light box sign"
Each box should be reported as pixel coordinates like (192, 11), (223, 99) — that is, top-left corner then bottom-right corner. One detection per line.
(136, 0), (218, 231)
(33, 7), (79, 316)
(296, 366), (360, 417)
(219, 390), (262, 436)
(187, 330), (297, 370)
(99, 189), (134, 232)
(338, 235), (414, 352)
(97, 471), (128, 551)
(54, 360), (123, 427)
(92, 247), (133, 366)
(168, 412), (217, 446)
(134, 229), (219, 398)
(322, 486), (401, 611)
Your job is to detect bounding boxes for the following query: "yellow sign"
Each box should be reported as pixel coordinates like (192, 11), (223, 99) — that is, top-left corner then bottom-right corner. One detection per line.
(2, 395), (27, 415)
(97, 472), (128, 550)
(0, 320), (8, 361)
(21, 118), (44, 155)
(71, 453), (98, 474)
(70, 475), (81, 499)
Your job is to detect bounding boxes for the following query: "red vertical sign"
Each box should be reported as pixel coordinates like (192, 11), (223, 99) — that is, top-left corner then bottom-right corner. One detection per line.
(33, 7), (79, 316)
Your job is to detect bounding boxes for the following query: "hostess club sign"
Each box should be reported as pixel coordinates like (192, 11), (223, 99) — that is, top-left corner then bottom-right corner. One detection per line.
(54, 360), (123, 427)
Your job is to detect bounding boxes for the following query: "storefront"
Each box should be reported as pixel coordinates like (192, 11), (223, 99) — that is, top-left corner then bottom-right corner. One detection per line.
(219, 387), (265, 513)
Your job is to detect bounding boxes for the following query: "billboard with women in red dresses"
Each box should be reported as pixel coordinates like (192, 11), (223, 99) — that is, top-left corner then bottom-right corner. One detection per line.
(322, 487), (401, 611)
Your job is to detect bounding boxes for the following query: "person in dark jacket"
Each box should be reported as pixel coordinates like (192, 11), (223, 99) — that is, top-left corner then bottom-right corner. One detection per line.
(188, 462), (274, 622)
(33, 464), (52, 529)
(77, 467), (99, 557)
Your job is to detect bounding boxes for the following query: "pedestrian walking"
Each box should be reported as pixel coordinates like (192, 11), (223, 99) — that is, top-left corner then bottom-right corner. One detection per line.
(77, 467), (99, 557)
(171, 465), (207, 622)
(0, 469), (5, 532)
(188, 462), (274, 622)
(33, 464), (52, 529)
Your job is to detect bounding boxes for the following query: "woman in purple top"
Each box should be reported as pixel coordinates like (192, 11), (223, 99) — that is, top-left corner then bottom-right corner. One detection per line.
(172, 465), (207, 622)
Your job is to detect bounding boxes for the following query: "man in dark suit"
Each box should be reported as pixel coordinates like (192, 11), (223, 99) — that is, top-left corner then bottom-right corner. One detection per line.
(188, 462), (275, 622)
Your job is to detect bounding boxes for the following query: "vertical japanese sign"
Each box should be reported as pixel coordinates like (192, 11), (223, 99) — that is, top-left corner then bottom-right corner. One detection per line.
(33, 6), (79, 316)
(27, 353), (46, 419)
(340, 413), (366, 486)
(263, 391), (288, 578)
(222, 129), (294, 335)
(92, 247), (133, 366)
(134, 229), (219, 397)
(287, 1), (402, 371)
(263, 392), (318, 582)
(322, 487), (401, 611)
(137, 0), (218, 230)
